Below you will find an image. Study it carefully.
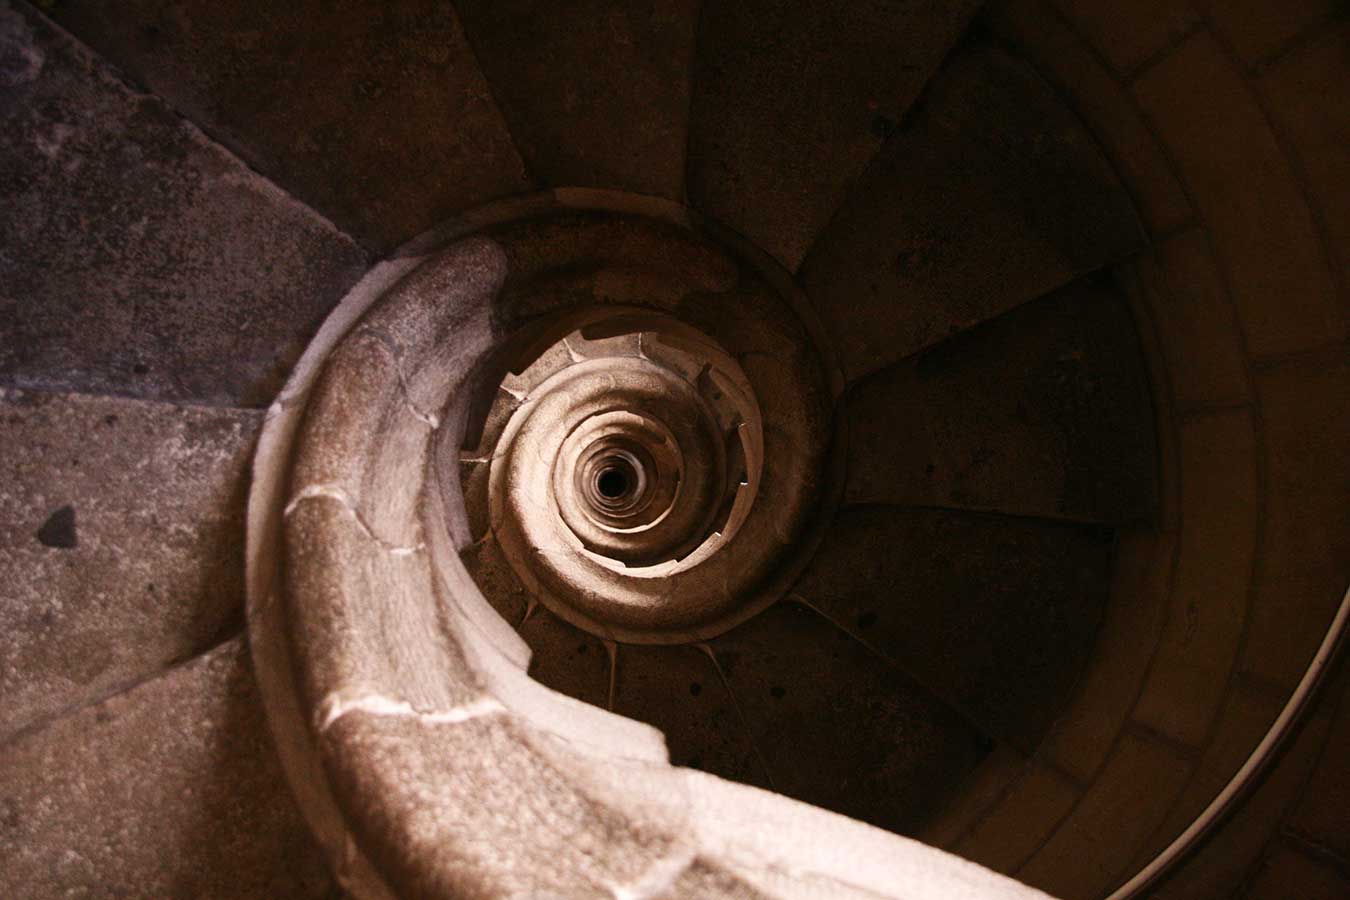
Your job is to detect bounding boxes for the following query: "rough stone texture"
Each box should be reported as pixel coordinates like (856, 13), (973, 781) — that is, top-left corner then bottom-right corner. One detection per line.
(1018, 732), (1192, 900)
(614, 642), (773, 790)
(982, 0), (1194, 235)
(48, 0), (530, 252)
(800, 44), (1145, 381)
(686, 0), (981, 269)
(844, 279), (1157, 524)
(0, 2), (367, 406)
(453, 0), (697, 200)
(518, 606), (611, 711)
(792, 505), (1113, 752)
(709, 601), (991, 836)
(459, 534), (530, 628)
(1133, 409), (1258, 748)
(1133, 30), (1345, 359)
(322, 712), (679, 899)
(0, 637), (334, 899)
(0, 388), (259, 738)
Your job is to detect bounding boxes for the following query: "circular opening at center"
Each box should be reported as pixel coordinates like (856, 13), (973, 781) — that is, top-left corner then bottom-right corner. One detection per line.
(596, 467), (629, 499)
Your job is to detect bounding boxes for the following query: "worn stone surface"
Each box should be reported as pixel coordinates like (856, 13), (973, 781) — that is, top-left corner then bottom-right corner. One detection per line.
(0, 2), (367, 406)
(453, 0), (696, 200)
(954, 762), (1080, 875)
(323, 712), (678, 899)
(0, 637), (334, 898)
(686, 0), (981, 269)
(709, 601), (991, 836)
(792, 505), (1113, 752)
(800, 43), (1143, 382)
(844, 278), (1157, 524)
(614, 642), (772, 790)
(48, 0), (530, 252)
(0, 388), (259, 738)
(1244, 841), (1350, 900)
(1054, 0), (1199, 76)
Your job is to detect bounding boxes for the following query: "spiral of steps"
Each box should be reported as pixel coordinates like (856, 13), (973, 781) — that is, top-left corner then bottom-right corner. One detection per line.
(2, 1), (1347, 898)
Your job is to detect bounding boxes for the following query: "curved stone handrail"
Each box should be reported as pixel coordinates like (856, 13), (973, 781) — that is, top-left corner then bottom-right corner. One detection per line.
(245, 191), (1057, 899)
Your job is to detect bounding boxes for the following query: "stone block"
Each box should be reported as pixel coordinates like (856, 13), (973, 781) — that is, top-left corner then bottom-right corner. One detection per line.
(0, 3), (367, 406)
(0, 638), (334, 899)
(1133, 410), (1258, 747)
(1151, 698), (1333, 899)
(918, 745), (1029, 850)
(1018, 732), (1192, 900)
(48, 0), (530, 251)
(1134, 32), (1344, 358)
(0, 388), (258, 738)
(954, 762), (1081, 875)
(1257, 26), (1350, 291)
(1254, 350), (1350, 580)
(790, 505), (1114, 753)
(686, 0), (981, 268)
(452, 0), (696, 200)
(1287, 675), (1350, 860)
(1041, 528), (1175, 783)
(1142, 229), (1252, 410)
(1243, 569), (1346, 691)
(983, 0), (1193, 234)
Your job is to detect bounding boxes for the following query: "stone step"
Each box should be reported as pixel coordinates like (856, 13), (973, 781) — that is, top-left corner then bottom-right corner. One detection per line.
(0, 636), (333, 899)
(0, 388), (260, 741)
(686, 0), (982, 270)
(0, 2), (367, 407)
(452, 0), (697, 201)
(44, 0), (531, 252)
(707, 600), (992, 836)
(798, 43), (1146, 383)
(844, 277), (1158, 525)
(789, 505), (1115, 753)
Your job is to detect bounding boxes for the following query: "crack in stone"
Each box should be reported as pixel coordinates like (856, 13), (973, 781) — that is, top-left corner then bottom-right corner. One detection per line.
(284, 484), (425, 556)
(317, 692), (507, 732)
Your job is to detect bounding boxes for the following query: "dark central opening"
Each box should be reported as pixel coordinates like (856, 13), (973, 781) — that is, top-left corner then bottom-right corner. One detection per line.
(597, 467), (628, 499)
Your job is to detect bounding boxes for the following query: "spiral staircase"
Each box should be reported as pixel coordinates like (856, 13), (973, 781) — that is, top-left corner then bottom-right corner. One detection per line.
(2, 0), (1347, 897)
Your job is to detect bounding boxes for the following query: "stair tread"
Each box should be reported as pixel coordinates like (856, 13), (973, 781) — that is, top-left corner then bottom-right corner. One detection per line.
(791, 505), (1115, 753)
(47, 0), (531, 252)
(0, 388), (260, 741)
(845, 278), (1159, 525)
(687, 0), (982, 269)
(709, 601), (991, 835)
(519, 606), (612, 711)
(454, 0), (697, 200)
(0, 4), (367, 407)
(799, 43), (1146, 382)
(613, 643), (773, 790)
(0, 637), (333, 899)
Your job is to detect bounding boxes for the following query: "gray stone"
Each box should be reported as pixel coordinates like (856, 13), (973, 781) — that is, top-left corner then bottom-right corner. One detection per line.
(845, 278), (1158, 524)
(799, 44), (1146, 381)
(47, 0), (531, 252)
(709, 601), (990, 835)
(0, 637), (335, 899)
(0, 388), (259, 738)
(0, 2), (367, 406)
(453, 0), (697, 200)
(687, 0), (982, 269)
(791, 505), (1114, 752)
